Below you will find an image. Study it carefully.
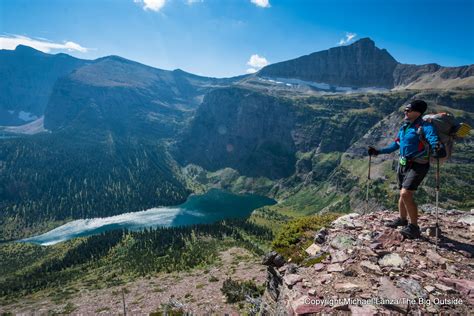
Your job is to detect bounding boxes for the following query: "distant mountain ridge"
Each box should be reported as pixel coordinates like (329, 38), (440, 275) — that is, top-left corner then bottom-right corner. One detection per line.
(256, 38), (474, 90)
(2, 38), (473, 128)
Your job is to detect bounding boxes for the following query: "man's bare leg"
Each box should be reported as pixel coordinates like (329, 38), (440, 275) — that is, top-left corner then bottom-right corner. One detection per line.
(400, 188), (418, 225)
(398, 189), (408, 220)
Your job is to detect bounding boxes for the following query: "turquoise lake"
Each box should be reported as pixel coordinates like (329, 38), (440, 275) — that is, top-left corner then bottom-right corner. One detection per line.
(20, 189), (276, 246)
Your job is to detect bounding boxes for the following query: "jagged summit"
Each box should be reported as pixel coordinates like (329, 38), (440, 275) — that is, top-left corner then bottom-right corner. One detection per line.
(258, 37), (399, 88)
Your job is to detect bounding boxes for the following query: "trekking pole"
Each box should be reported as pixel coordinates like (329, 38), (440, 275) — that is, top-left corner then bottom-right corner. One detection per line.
(366, 155), (371, 214)
(435, 157), (440, 250)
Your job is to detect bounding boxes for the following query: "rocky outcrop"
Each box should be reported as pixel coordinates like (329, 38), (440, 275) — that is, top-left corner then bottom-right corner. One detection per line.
(258, 38), (399, 89)
(261, 210), (474, 315)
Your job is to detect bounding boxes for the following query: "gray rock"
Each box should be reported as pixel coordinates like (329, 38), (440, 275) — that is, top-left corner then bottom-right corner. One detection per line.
(396, 277), (427, 299)
(313, 263), (325, 271)
(262, 251), (285, 268)
(314, 228), (328, 244)
(330, 250), (349, 263)
(330, 235), (356, 250)
(360, 260), (382, 275)
(327, 263), (344, 272)
(457, 214), (474, 225)
(286, 263), (298, 274)
(332, 213), (362, 229)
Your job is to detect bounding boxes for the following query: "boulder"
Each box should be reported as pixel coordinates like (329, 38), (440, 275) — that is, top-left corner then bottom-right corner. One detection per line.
(262, 251), (285, 268)
(378, 253), (405, 268)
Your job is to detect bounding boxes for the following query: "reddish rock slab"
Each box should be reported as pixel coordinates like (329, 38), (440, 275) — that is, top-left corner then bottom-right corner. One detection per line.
(292, 295), (325, 315)
(373, 229), (404, 249)
(440, 277), (474, 296)
(377, 277), (410, 314)
(425, 249), (448, 267)
(349, 304), (378, 315)
(283, 274), (303, 287)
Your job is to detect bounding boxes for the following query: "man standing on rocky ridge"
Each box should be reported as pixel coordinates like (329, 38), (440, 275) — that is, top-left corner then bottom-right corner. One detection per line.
(368, 100), (446, 239)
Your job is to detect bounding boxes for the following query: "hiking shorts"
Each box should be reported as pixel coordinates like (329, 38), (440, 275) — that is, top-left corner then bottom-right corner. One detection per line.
(397, 161), (430, 191)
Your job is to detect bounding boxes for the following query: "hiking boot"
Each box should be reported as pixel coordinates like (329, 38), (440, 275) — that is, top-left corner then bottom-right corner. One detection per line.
(385, 217), (408, 228)
(400, 224), (421, 239)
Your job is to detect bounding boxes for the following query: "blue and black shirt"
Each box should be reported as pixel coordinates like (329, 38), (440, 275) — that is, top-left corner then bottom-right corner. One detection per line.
(379, 116), (439, 163)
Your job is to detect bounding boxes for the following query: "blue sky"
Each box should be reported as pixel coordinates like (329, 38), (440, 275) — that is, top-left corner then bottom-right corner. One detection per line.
(1, 0), (473, 77)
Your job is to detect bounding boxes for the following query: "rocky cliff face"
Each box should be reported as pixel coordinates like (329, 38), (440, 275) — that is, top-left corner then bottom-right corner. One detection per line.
(261, 211), (474, 315)
(258, 38), (399, 89)
(176, 88), (297, 179)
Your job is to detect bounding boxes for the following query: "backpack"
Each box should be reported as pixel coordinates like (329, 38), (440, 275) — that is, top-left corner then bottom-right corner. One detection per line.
(419, 112), (471, 163)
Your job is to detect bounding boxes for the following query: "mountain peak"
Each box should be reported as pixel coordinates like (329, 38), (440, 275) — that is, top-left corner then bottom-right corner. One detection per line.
(351, 37), (375, 47)
(14, 45), (44, 54)
(258, 37), (398, 88)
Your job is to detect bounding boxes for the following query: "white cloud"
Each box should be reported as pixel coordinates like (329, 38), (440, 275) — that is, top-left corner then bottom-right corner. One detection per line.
(251, 0), (271, 8)
(247, 54), (269, 68)
(0, 34), (89, 53)
(338, 32), (357, 45)
(134, 0), (166, 11)
(186, 0), (203, 4)
(246, 54), (269, 74)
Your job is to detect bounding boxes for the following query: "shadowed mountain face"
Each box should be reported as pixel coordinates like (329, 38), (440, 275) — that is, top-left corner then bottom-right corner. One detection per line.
(175, 88), (297, 179)
(258, 38), (399, 88)
(0, 45), (88, 125)
(43, 56), (235, 137)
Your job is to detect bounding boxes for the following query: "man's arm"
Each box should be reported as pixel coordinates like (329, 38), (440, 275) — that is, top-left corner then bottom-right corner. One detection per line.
(378, 140), (400, 154)
(368, 129), (400, 156)
(422, 123), (440, 149)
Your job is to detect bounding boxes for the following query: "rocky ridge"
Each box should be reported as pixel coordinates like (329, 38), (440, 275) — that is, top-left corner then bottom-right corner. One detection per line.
(261, 210), (474, 315)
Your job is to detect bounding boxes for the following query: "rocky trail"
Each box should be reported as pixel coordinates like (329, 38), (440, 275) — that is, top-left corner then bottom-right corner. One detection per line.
(261, 208), (474, 315)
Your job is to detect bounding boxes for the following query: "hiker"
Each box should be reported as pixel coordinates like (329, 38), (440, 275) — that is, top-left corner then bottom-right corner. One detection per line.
(367, 100), (446, 239)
